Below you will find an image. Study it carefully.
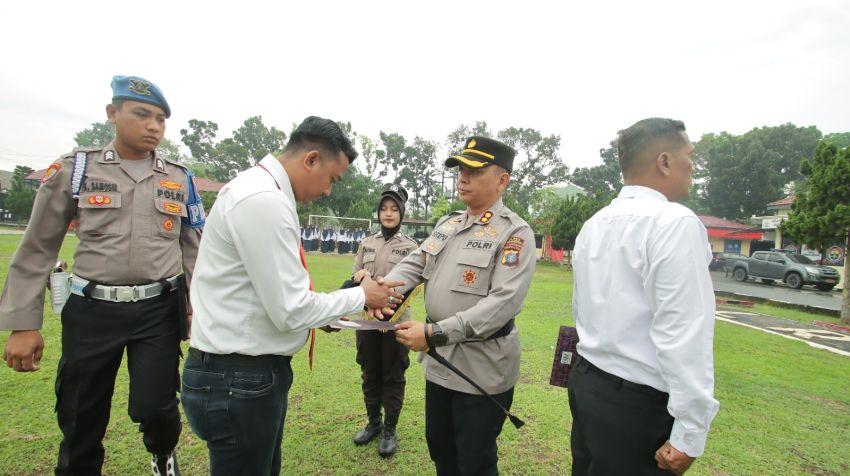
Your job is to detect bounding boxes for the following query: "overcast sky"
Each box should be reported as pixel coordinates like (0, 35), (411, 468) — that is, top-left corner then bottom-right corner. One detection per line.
(1, 0), (848, 175)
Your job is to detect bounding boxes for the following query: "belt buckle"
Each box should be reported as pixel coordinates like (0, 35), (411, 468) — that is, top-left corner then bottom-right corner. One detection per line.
(115, 286), (138, 303)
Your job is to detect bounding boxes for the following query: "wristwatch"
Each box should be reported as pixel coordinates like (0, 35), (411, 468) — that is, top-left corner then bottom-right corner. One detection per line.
(427, 323), (448, 347)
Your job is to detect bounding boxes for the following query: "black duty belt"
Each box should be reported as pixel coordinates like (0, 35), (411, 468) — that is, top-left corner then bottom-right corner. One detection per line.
(188, 347), (292, 367)
(426, 317), (514, 341)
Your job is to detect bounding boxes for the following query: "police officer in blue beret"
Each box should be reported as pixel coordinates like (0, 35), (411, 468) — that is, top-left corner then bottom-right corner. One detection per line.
(0, 75), (203, 475)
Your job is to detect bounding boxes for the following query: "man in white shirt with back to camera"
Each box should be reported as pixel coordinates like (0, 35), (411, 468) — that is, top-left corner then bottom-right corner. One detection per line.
(570, 118), (719, 476)
(182, 116), (404, 476)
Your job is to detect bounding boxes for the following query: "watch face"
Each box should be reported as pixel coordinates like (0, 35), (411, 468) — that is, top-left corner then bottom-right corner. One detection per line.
(430, 325), (448, 346)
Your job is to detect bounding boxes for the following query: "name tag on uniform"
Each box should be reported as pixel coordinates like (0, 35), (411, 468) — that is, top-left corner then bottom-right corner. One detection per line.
(82, 181), (119, 193)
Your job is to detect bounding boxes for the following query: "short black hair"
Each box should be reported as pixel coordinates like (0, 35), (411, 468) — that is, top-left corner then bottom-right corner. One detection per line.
(284, 116), (358, 163)
(111, 99), (126, 109)
(616, 118), (687, 175)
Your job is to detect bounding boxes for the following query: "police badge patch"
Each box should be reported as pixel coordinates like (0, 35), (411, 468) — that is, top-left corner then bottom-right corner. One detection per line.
(42, 163), (61, 183)
(501, 249), (520, 267)
(501, 236), (524, 267)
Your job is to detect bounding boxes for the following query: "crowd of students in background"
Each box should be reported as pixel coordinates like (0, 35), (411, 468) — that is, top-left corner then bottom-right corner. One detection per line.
(300, 225), (370, 254)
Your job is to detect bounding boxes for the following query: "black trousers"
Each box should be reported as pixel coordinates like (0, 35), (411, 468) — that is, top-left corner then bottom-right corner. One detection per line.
(425, 380), (514, 476)
(568, 357), (675, 476)
(355, 329), (410, 414)
(54, 292), (182, 475)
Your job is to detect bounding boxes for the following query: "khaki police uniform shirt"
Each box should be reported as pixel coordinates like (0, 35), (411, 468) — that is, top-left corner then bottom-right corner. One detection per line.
(0, 141), (202, 331)
(352, 231), (419, 322)
(385, 198), (536, 394)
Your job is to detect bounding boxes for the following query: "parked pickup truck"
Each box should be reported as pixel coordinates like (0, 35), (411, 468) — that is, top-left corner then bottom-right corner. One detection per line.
(730, 250), (841, 291)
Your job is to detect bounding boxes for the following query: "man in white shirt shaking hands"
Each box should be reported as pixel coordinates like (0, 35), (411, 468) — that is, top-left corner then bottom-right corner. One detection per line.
(183, 116), (404, 475)
(570, 118), (719, 475)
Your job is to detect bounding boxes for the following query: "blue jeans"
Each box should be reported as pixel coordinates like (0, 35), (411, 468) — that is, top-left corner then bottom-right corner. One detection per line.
(181, 349), (293, 476)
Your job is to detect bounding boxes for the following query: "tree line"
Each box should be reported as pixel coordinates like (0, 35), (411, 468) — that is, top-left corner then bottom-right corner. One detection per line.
(5, 119), (850, 246)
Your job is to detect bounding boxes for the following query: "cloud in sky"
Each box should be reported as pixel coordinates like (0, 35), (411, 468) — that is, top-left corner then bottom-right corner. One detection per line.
(1, 0), (848, 174)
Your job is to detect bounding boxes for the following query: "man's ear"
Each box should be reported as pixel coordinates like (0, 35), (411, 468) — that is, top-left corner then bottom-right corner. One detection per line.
(498, 171), (510, 191)
(303, 150), (321, 170)
(656, 152), (671, 177)
(106, 104), (117, 124)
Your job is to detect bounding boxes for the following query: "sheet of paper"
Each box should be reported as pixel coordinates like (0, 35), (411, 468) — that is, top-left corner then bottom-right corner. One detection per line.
(329, 319), (398, 331)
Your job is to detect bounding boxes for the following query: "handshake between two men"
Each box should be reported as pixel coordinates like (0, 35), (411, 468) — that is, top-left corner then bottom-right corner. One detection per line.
(357, 270), (406, 320)
(350, 269), (430, 353)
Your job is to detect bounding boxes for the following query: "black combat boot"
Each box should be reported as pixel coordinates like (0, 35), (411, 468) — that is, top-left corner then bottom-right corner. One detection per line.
(378, 409), (399, 457)
(353, 405), (383, 445)
(151, 452), (180, 476)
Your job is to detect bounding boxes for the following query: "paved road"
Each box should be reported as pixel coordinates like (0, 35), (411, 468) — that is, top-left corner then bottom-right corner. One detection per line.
(716, 309), (850, 356)
(711, 271), (841, 312)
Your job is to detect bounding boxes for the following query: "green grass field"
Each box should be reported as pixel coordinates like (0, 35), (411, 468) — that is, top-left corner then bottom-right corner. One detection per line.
(0, 236), (848, 475)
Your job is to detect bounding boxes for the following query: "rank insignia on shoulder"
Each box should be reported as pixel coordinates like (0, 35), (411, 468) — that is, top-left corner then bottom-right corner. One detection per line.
(479, 211), (493, 223)
(42, 163), (61, 183)
(103, 150), (115, 162)
(154, 157), (166, 172)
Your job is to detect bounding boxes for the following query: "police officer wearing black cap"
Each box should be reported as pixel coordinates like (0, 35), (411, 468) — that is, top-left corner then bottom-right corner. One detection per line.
(349, 183), (419, 457)
(0, 75), (204, 475)
(389, 137), (537, 475)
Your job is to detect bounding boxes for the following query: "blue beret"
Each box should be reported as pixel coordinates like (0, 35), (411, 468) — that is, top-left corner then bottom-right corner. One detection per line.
(111, 75), (171, 118)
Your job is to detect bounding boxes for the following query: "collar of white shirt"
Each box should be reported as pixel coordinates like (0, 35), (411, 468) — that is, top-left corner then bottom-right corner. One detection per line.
(258, 154), (296, 204)
(618, 185), (668, 202)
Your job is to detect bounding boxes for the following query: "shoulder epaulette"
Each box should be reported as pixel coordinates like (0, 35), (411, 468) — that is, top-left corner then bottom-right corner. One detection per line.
(71, 146), (103, 154)
(499, 206), (530, 228)
(399, 234), (419, 246)
(163, 157), (190, 170)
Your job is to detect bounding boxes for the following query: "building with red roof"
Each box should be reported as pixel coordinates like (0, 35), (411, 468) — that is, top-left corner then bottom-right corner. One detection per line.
(697, 215), (763, 256)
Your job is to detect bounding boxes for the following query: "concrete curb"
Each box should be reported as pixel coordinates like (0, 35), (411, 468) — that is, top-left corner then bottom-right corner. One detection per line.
(714, 290), (840, 318)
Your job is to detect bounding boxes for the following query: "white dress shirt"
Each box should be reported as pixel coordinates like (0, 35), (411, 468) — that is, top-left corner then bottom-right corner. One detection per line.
(572, 185), (720, 457)
(190, 155), (365, 356)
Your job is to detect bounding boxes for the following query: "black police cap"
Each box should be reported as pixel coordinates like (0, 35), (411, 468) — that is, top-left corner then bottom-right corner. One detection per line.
(445, 136), (517, 173)
(381, 183), (408, 203)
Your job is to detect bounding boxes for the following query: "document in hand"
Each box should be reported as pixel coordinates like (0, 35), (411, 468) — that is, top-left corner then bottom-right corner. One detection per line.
(329, 319), (398, 331)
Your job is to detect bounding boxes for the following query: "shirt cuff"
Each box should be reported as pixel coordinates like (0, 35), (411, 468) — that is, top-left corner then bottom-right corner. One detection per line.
(436, 316), (465, 345)
(346, 286), (366, 315)
(670, 419), (708, 457)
